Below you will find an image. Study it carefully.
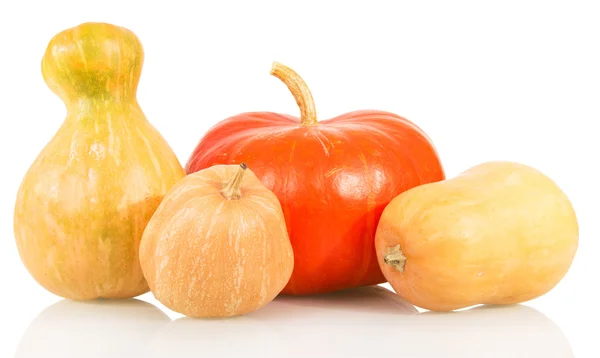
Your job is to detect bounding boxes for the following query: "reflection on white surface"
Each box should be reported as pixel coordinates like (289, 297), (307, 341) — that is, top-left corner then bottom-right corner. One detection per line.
(250, 286), (574, 358)
(15, 299), (169, 358)
(15, 286), (573, 358)
(144, 315), (290, 357)
(143, 285), (417, 358)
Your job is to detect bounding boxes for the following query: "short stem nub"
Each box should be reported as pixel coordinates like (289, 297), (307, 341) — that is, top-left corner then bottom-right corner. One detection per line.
(384, 244), (407, 273)
(270, 62), (318, 127)
(221, 163), (248, 200)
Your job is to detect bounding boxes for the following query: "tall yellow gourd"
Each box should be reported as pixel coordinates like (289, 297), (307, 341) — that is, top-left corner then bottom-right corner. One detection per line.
(13, 22), (185, 300)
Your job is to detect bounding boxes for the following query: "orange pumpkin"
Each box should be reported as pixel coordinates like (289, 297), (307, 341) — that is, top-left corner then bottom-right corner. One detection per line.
(185, 62), (445, 295)
(139, 164), (294, 317)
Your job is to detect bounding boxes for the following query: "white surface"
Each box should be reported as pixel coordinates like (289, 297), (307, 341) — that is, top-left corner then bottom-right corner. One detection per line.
(1, 1), (598, 357)
(13, 286), (575, 358)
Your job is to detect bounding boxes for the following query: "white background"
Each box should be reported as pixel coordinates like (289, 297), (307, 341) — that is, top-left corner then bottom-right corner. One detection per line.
(1, 0), (599, 357)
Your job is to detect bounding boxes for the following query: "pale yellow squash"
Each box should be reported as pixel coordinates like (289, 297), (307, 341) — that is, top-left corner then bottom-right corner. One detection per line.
(13, 23), (185, 300)
(139, 164), (294, 318)
(375, 161), (578, 311)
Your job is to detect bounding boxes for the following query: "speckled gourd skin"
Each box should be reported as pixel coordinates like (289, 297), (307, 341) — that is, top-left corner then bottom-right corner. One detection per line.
(13, 22), (185, 300)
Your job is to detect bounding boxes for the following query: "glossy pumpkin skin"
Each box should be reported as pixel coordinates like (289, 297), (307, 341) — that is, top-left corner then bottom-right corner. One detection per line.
(139, 164), (294, 318)
(186, 107), (445, 294)
(13, 23), (185, 300)
(375, 161), (579, 311)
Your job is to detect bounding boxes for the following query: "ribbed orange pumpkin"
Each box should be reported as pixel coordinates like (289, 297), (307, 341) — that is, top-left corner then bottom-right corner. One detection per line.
(139, 164), (294, 317)
(185, 63), (445, 295)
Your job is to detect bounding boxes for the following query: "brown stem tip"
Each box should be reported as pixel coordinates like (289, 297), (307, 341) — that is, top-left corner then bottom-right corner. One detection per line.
(384, 244), (407, 273)
(221, 163), (248, 200)
(270, 61), (318, 127)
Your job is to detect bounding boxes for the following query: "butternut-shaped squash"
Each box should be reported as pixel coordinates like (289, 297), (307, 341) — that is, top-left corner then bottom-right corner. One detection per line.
(375, 161), (578, 311)
(139, 163), (294, 318)
(13, 22), (185, 300)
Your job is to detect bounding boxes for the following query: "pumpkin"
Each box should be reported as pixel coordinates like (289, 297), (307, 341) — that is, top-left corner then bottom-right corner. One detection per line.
(13, 22), (185, 300)
(139, 163), (294, 318)
(185, 62), (445, 295)
(375, 161), (579, 311)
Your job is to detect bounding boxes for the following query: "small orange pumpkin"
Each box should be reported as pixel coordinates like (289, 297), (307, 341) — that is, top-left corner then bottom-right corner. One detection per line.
(139, 163), (294, 318)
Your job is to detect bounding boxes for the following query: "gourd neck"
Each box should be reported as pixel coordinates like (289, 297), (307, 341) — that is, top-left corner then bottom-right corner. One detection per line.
(67, 97), (139, 115)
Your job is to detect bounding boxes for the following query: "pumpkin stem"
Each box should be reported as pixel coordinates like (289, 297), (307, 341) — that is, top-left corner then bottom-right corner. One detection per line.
(270, 62), (318, 127)
(221, 163), (248, 200)
(384, 244), (407, 273)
